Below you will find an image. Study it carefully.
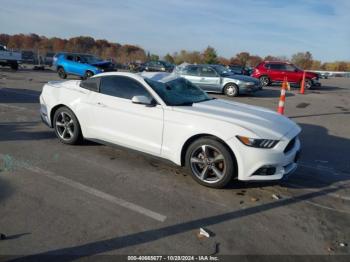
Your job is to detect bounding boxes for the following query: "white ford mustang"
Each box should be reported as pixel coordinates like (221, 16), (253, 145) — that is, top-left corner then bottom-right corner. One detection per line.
(40, 72), (301, 188)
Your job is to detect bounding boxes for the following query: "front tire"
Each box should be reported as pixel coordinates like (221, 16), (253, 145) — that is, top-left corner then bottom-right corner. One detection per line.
(10, 62), (18, 71)
(84, 70), (94, 79)
(224, 83), (239, 97)
(185, 137), (236, 188)
(259, 76), (270, 87)
(53, 107), (82, 145)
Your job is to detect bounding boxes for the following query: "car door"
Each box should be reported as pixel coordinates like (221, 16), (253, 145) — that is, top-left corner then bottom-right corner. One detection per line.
(87, 75), (164, 156)
(63, 54), (76, 74)
(267, 63), (285, 82)
(283, 64), (300, 83)
(198, 66), (221, 92)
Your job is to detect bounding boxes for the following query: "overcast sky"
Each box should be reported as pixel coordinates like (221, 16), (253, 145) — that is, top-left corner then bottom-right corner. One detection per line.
(0, 0), (349, 61)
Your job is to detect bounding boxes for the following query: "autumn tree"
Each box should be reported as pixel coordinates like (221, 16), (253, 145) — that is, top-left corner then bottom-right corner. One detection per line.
(202, 46), (217, 64)
(235, 52), (250, 66)
(164, 53), (175, 64)
(291, 51), (313, 69)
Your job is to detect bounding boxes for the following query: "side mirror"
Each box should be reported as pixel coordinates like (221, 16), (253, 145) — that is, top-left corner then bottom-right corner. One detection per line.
(131, 96), (155, 106)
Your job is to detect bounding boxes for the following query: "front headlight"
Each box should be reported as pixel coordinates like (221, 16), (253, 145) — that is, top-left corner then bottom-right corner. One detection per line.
(236, 136), (279, 149)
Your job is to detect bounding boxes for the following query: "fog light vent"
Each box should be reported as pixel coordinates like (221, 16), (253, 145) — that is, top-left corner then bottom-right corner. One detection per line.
(252, 166), (276, 176)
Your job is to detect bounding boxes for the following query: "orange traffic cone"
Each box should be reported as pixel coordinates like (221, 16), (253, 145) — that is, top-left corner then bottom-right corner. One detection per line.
(277, 77), (287, 115)
(300, 71), (306, 94)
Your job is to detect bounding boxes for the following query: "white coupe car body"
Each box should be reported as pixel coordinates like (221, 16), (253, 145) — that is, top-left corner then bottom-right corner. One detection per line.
(40, 72), (301, 186)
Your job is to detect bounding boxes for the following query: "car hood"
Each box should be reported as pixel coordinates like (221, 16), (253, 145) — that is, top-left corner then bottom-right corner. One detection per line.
(223, 74), (259, 83)
(173, 99), (301, 139)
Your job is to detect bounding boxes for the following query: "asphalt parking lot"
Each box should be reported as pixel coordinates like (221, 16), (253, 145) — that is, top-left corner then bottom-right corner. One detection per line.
(0, 69), (349, 258)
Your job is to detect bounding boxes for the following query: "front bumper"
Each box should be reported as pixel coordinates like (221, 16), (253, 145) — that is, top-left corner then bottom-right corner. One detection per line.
(312, 78), (321, 86)
(226, 128), (301, 181)
(39, 95), (52, 128)
(239, 83), (261, 93)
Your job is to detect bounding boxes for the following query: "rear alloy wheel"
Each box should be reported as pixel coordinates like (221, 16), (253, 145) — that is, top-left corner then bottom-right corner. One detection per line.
(58, 67), (67, 79)
(224, 83), (239, 97)
(259, 76), (270, 87)
(53, 107), (82, 145)
(185, 138), (235, 188)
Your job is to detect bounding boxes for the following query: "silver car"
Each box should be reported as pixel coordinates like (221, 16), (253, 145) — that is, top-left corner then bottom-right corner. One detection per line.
(176, 64), (261, 97)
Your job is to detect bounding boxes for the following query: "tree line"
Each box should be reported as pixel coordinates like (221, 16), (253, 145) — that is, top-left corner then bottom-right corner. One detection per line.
(1, 33), (349, 71)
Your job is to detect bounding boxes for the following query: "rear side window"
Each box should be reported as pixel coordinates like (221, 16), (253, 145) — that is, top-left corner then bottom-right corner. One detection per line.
(80, 77), (100, 92)
(100, 76), (151, 100)
(267, 64), (284, 70)
(183, 66), (199, 76)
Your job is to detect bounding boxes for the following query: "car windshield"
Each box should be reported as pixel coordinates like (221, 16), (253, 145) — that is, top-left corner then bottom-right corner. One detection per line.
(212, 65), (231, 76)
(80, 55), (101, 64)
(145, 77), (212, 106)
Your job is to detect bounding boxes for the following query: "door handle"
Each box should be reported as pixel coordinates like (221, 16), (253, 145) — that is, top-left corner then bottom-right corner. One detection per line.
(200, 77), (205, 81)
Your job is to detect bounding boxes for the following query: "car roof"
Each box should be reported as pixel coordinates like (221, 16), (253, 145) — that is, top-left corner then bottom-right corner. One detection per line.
(263, 61), (292, 64)
(92, 71), (179, 83)
(57, 52), (94, 56)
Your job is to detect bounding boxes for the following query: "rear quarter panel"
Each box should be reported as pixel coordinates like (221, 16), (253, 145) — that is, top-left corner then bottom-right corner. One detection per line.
(41, 81), (91, 136)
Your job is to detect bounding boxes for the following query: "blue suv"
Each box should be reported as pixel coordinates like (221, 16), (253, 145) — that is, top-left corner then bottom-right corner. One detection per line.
(53, 53), (116, 79)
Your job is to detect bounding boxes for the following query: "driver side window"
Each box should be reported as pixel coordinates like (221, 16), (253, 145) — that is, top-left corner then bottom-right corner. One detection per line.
(100, 76), (152, 100)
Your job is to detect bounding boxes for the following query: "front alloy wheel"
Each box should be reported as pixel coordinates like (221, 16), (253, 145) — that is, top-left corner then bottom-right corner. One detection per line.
(186, 138), (235, 188)
(259, 76), (269, 87)
(224, 84), (239, 97)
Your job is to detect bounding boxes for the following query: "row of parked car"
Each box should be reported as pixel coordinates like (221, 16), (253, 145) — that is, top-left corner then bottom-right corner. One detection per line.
(52, 52), (321, 97)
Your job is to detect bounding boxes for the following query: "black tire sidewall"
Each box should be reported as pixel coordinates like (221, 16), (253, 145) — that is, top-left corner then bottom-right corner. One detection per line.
(185, 137), (235, 188)
(58, 68), (67, 79)
(260, 76), (269, 87)
(53, 107), (82, 145)
(84, 71), (94, 79)
(224, 84), (239, 97)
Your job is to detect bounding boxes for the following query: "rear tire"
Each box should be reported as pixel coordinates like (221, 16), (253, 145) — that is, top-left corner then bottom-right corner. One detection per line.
(224, 83), (239, 97)
(185, 137), (236, 188)
(58, 67), (67, 79)
(53, 106), (82, 145)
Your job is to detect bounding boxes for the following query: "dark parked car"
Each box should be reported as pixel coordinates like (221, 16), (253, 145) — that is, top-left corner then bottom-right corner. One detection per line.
(143, 61), (174, 72)
(227, 65), (249, 75)
(44, 52), (55, 66)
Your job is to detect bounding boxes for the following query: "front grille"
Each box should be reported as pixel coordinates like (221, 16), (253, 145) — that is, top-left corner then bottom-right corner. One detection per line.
(284, 137), (296, 153)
